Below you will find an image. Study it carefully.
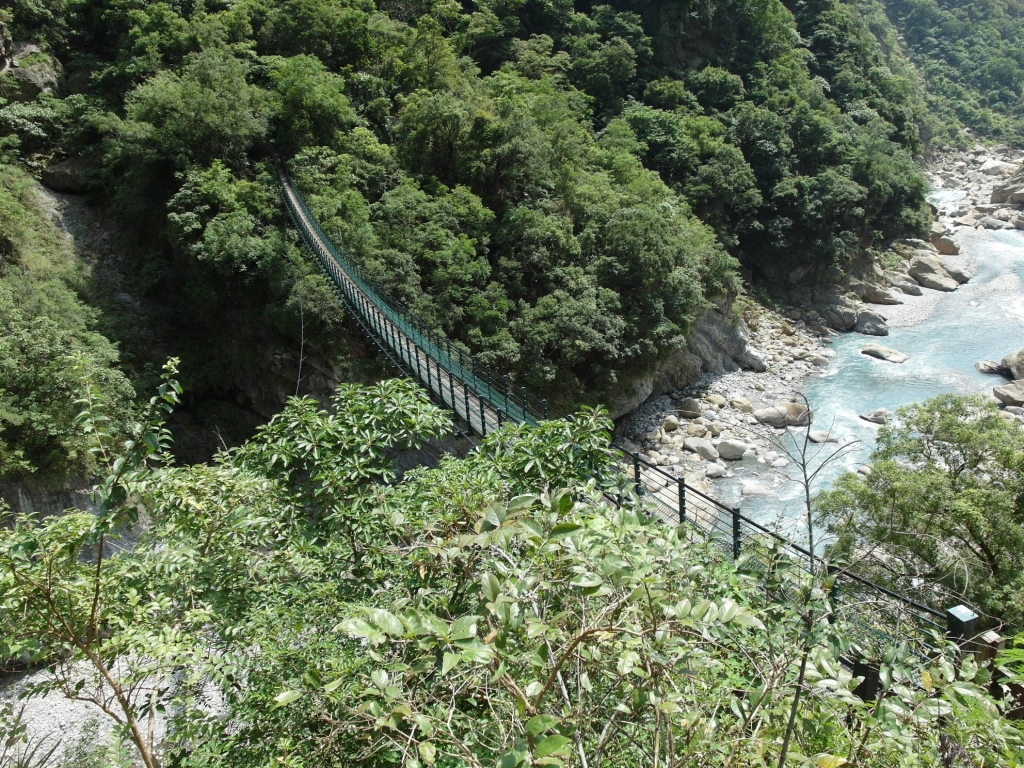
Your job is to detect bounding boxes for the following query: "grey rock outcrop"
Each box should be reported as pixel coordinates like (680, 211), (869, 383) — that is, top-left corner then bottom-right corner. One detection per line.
(934, 235), (960, 255)
(993, 381), (1024, 407)
(940, 259), (971, 284)
(854, 309), (888, 336)
(41, 156), (99, 193)
(908, 254), (958, 292)
(979, 216), (1013, 230)
(0, 43), (62, 102)
(976, 360), (1010, 376)
(991, 165), (1024, 205)
(1001, 349), (1024, 380)
(608, 298), (766, 418)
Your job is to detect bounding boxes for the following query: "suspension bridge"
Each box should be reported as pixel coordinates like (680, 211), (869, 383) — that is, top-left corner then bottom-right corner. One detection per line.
(280, 168), (982, 671)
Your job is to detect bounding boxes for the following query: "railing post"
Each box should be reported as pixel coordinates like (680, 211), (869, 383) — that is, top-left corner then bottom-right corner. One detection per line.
(504, 380), (510, 413)
(677, 477), (686, 526)
(542, 399), (548, 419)
(731, 508), (741, 559)
(632, 452), (642, 496)
(946, 605), (979, 653)
(463, 382), (471, 425)
(520, 387), (527, 419)
(479, 397), (487, 437)
(852, 658), (880, 702)
(497, 409), (504, 428)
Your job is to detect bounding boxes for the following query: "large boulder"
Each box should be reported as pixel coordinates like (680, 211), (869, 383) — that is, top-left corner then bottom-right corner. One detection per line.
(41, 156), (99, 193)
(979, 158), (1016, 175)
(661, 414), (679, 432)
(0, 44), (62, 102)
(861, 344), (908, 363)
(895, 281), (923, 296)
(861, 284), (902, 305)
(717, 439), (749, 461)
(753, 401), (811, 427)
(934, 235), (960, 255)
(940, 259), (971, 284)
(683, 437), (719, 461)
(979, 216), (1013, 230)
(908, 254), (958, 292)
(976, 360), (1010, 376)
(1001, 349), (1024, 380)
(859, 407), (891, 425)
(993, 381), (1024, 407)
(678, 397), (702, 418)
(853, 309), (889, 336)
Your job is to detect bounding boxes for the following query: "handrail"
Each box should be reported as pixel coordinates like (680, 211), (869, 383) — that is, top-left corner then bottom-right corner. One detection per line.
(280, 167), (957, 652)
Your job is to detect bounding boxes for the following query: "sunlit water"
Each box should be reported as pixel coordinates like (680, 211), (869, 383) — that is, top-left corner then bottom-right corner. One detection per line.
(715, 191), (1024, 546)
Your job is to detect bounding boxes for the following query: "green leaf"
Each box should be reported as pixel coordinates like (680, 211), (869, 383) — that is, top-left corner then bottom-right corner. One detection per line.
(367, 608), (404, 636)
(526, 714), (561, 735)
(549, 523), (582, 540)
(451, 615), (479, 640)
(729, 611), (765, 630)
(270, 689), (302, 710)
(482, 573), (500, 602)
(441, 652), (462, 675)
(570, 573), (602, 588)
(535, 735), (572, 759)
(323, 678), (345, 693)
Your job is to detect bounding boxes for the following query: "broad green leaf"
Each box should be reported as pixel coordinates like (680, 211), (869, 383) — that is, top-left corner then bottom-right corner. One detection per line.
(729, 611), (765, 630)
(270, 689), (302, 710)
(570, 573), (602, 588)
(442, 652), (462, 675)
(812, 755), (848, 768)
(323, 678), (345, 693)
(482, 573), (500, 602)
(367, 608), (404, 636)
(549, 523), (582, 540)
(525, 714), (561, 735)
(535, 735), (572, 759)
(451, 615), (479, 640)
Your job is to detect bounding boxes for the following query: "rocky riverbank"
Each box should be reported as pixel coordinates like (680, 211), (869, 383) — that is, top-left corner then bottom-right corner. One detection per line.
(620, 144), (1024, 501)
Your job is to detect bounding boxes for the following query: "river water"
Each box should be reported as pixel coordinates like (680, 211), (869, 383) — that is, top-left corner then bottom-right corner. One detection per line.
(716, 190), (1024, 545)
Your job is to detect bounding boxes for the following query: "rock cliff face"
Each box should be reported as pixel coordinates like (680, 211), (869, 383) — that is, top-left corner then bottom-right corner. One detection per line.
(607, 298), (766, 418)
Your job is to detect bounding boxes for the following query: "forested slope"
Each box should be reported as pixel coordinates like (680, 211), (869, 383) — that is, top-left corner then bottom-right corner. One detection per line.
(0, 0), (931, 422)
(876, 0), (1024, 146)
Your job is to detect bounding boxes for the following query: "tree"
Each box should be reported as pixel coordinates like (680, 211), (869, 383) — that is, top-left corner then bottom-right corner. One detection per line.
(817, 394), (1024, 632)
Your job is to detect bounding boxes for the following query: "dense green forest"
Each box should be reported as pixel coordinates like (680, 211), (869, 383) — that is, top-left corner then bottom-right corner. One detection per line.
(0, 0), (933, 456)
(877, 0), (1024, 146)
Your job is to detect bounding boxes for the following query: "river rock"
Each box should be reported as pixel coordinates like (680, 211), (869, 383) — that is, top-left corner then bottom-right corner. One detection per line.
(808, 430), (837, 443)
(861, 285), (902, 305)
(993, 381), (1024, 407)
(908, 255), (958, 291)
(854, 309), (889, 336)
(980, 158), (1016, 175)
(686, 422), (707, 437)
(859, 407), (891, 424)
(980, 216), (1013, 230)
(717, 439), (749, 460)
(976, 360), (1010, 376)
(805, 353), (829, 366)
(954, 215), (978, 227)
(730, 396), (753, 413)
(895, 281), (923, 296)
(940, 260), (971, 284)
(678, 397), (702, 418)
(1001, 349), (1024, 379)
(683, 437), (719, 461)
(772, 457), (789, 468)
(741, 484), (773, 496)
(662, 414), (679, 432)
(705, 393), (727, 406)
(753, 402), (810, 427)
(861, 344), (908, 363)
(934, 235), (960, 255)
(705, 463), (726, 479)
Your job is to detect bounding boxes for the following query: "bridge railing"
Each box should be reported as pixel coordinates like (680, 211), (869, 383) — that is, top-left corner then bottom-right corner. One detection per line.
(282, 171), (956, 659)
